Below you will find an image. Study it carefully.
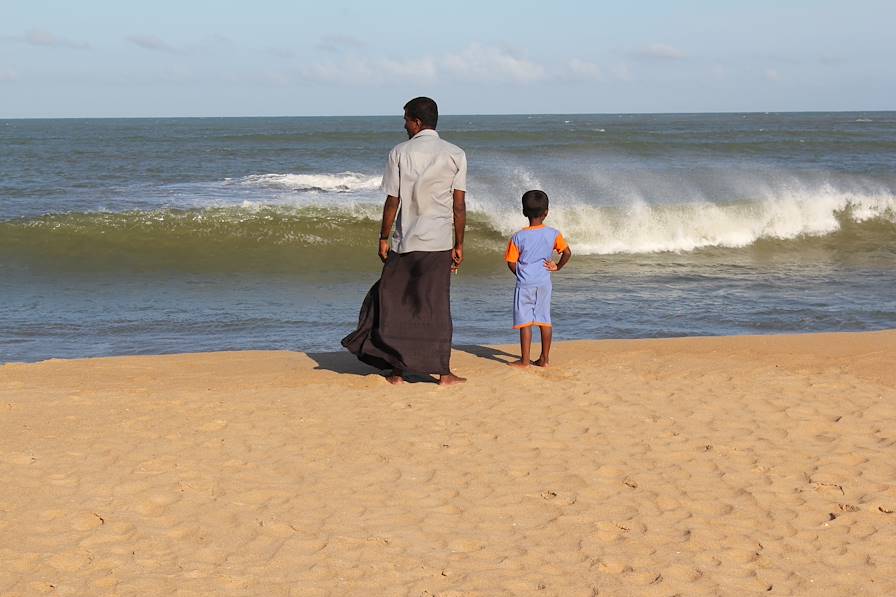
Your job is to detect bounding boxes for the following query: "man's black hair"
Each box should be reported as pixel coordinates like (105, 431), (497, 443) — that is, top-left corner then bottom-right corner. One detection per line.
(522, 189), (549, 218)
(404, 97), (438, 129)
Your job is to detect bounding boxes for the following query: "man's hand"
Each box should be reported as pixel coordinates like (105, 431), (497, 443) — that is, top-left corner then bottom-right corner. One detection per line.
(378, 195), (400, 263)
(451, 245), (464, 272)
(544, 260), (558, 272)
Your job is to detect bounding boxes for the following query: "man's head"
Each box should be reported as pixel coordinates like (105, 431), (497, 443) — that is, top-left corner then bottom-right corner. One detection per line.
(522, 189), (549, 220)
(403, 96), (438, 138)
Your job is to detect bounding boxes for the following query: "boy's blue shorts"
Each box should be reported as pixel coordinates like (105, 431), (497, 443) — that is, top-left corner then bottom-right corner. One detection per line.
(513, 284), (552, 329)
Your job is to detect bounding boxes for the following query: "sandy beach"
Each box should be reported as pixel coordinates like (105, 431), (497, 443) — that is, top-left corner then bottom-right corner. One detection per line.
(1, 330), (894, 596)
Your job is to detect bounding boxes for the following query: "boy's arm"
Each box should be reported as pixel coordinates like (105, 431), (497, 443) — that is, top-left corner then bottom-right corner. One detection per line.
(504, 237), (520, 275)
(554, 246), (572, 271)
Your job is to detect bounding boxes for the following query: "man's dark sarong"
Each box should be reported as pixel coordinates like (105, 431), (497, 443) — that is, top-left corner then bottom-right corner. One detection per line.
(342, 250), (453, 375)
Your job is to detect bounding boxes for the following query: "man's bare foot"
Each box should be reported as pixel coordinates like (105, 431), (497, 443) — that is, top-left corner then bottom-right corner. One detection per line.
(533, 357), (550, 368)
(438, 373), (467, 386)
(508, 359), (530, 369)
(385, 369), (404, 385)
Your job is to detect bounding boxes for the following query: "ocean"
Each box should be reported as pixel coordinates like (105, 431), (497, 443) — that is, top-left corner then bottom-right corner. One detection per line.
(2, 113), (895, 363)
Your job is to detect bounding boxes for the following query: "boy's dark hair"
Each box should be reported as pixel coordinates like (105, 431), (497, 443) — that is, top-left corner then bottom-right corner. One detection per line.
(404, 97), (438, 129)
(522, 189), (549, 219)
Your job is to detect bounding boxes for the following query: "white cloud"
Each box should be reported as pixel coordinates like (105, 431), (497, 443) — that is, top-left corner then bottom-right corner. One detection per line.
(128, 35), (178, 53)
(382, 57), (438, 80)
(765, 68), (782, 81)
(441, 43), (545, 83)
(25, 29), (90, 50)
(567, 58), (603, 81)
(0, 69), (17, 82)
(299, 43), (545, 85)
(634, 43), (686, 61)
(298, 44), (633, 87)
(300, 56), (437, 85)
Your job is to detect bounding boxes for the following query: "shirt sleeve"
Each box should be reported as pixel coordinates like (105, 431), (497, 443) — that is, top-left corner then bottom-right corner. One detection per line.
(554, 232), (569, 252)
(381, 148), (400, 197)
(505, 237), (520, 263)
(451, 150), (467, 192)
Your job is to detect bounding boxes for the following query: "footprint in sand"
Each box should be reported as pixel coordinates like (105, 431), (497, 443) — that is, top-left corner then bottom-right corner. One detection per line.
(539, 490), (577, 505)
(1, 451), (35, 465)
(71, 511), (105, 531)
(592, 557), (632, 574)
(47, 549), (93, 572)
(595, 465), (627, 479)
(594, 520), (631, 542)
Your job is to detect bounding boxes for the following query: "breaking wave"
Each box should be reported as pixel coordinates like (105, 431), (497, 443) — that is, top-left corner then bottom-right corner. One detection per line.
(2, 185), (894, 272)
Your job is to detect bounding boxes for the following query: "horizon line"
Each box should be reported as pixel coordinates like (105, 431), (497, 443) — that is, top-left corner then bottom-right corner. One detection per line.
(3, 108), (895, 121)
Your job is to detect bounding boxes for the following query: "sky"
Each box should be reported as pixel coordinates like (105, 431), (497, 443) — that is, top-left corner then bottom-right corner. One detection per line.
(1, 0), (894, 117)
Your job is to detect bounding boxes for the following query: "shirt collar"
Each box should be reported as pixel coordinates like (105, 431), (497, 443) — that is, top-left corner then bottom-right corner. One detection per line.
(412, 128), (439, 139)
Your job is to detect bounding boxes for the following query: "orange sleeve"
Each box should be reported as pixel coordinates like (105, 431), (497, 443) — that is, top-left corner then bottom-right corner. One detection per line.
(505, 238), (520, 263)
(554, 233), (569, 252)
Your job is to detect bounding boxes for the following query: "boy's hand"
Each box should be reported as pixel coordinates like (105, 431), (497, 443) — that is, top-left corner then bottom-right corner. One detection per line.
(378, 239), (390, 262)
(544, 260), (558, 272)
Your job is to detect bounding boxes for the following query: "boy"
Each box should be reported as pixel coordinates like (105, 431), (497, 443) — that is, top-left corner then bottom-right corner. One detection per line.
(505, 189), (572, 368)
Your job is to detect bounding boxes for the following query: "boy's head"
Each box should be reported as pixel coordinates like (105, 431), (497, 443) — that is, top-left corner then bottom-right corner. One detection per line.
(522, 189), (549, 220)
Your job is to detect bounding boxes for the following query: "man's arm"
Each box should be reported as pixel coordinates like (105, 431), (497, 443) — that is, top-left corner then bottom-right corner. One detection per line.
(378, 195), (400, 262)
(451, 189), (466, 271)
(507, 261), (517, 275)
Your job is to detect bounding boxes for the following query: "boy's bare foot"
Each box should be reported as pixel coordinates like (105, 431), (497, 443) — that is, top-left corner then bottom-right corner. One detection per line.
(386, 369), (404, 385)
(438, 373), (467, 386)
(508, 359), (530, 369)
(533, 357), (550, 368)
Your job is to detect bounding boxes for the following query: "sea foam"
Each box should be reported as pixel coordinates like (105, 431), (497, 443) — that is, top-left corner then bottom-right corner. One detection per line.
(234, 172), (382, 193)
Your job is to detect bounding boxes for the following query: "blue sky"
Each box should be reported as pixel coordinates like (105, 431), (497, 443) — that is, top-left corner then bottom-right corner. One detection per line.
(1, 0), (894, 117)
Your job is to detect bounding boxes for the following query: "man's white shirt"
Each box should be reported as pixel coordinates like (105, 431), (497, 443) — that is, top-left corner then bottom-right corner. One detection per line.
(381, 129), (467, 253)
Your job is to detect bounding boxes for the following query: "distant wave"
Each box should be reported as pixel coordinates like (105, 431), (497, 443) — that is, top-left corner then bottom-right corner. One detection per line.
(230, 172), (382, 193)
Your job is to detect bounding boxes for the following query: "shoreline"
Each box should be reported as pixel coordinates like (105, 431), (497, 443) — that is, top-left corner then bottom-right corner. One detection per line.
(2, 330), (894, 595)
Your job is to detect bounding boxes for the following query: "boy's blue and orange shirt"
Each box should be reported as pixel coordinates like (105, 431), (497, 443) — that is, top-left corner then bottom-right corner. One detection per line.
(505, 225), (568, 287)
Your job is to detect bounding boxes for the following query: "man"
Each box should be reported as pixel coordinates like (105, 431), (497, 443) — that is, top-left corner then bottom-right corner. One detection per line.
(342, 97), (467, 385)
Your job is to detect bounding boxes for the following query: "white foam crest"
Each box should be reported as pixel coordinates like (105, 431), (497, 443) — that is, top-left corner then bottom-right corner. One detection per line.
(472, 181), (896, 255)
(234, 172), (382, 193)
